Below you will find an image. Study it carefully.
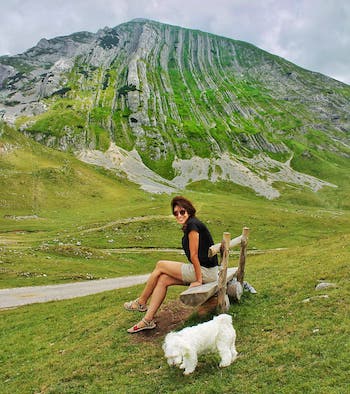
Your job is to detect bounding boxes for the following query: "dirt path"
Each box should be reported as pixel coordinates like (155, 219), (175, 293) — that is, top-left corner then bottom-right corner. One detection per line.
(0, 274), (150, 310)
(0, 274), (195, 338)
(0, 247), (286, 310)
(79, 214), (169, 233)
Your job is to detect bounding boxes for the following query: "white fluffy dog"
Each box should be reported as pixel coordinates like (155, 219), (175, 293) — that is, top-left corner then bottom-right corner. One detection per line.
(162, 314), (237, 375)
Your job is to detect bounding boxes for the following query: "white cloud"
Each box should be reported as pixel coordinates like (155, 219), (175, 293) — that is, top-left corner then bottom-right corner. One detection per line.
(0, 0), (349, 84)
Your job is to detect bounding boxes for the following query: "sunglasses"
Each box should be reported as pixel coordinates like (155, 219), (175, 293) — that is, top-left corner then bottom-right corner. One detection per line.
(173, 209), (186, 217)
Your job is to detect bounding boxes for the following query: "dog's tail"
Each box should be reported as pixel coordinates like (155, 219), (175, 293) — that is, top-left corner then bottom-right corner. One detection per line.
(214, 313), (232, 325)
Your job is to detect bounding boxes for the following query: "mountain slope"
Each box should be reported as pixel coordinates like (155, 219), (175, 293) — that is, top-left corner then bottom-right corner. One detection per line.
(0, 121), (151, 228)
(0, 19), (349, 198)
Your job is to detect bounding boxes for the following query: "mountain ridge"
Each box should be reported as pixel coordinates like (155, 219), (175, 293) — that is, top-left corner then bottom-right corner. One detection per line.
(0, 19), (349, 198)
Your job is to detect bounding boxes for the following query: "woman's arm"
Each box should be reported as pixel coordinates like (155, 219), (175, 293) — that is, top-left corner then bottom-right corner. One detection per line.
(188, 230), (202, 287)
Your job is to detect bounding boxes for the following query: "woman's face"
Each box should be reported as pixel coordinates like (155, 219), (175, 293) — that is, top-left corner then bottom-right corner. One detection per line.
(173, 205), (189, 225)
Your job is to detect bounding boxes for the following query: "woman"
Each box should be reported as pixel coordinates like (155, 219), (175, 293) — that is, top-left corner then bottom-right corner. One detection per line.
(124, 196), (218, 333)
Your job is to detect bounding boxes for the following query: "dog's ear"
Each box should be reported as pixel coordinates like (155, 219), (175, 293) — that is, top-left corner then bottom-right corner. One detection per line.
(165, 332), (177, 343)
(163, 333), (170, 349)
(163, 332), (179, 351)
(177, 338), (192, 356)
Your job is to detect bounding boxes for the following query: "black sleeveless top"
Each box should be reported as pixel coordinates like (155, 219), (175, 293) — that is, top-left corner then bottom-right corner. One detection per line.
(182, 217), (218, 268)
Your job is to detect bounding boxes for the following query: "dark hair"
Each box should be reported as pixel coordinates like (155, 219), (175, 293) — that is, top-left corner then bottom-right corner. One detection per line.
(171, 196), (196, 217)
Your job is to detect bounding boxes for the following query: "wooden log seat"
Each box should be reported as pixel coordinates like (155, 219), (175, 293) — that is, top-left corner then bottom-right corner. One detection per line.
(180, 267), (238, 307)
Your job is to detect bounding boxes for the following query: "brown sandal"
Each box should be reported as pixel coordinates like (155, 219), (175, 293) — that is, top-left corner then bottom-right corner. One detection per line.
(127, 318), (156, 333)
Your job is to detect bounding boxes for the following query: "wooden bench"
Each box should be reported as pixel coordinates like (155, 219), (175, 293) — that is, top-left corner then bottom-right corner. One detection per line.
(179, 228), (249, 313)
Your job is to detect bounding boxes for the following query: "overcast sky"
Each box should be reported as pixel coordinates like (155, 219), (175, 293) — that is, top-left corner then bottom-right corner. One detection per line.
(0, 0), (349, 84)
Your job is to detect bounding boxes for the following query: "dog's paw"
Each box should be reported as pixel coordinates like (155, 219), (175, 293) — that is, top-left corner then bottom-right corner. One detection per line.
(219, 359), (232, 368)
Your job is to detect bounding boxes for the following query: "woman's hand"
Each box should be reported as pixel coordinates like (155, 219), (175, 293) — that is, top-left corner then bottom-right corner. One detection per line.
(189, 280), (202, 288)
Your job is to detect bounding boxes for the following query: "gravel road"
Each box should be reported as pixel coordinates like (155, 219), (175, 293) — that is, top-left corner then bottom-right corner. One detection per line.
(0, 274), (150, 309)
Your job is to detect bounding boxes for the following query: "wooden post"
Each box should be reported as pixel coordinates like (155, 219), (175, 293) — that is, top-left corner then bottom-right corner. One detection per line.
(236, 227), (249, 284)
(217, 232), (231, 313)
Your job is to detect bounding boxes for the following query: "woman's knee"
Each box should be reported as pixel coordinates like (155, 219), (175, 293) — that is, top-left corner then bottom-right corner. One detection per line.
(152, 260), (183, 281)
(157, 273), (173, 288)
(155, 260), (167, 270)
(152, 260), (167, 275)
(151, 260), (164, 275)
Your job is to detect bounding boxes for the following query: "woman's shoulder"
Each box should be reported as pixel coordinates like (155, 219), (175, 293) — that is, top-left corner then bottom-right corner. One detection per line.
(186, 216), (205, 231)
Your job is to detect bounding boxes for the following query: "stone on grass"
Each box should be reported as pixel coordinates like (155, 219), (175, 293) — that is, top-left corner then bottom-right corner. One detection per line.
(315, 282), (337, 291)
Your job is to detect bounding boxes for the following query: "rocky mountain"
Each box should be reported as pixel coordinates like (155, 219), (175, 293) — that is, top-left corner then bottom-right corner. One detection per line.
(0, 19), (349, 198)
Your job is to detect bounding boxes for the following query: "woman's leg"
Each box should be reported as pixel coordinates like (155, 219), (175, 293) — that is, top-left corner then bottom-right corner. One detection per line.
(144, 273), (183, 320)
(128, 273), (183, 331)
(138, 260), (184, 305)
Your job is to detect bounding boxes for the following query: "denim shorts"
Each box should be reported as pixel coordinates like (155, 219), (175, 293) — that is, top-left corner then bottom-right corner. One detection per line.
(181, 264), (218, 284)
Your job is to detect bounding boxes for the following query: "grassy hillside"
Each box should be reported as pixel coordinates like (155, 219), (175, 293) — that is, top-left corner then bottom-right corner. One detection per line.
(1, 121), (349, 287)
(0, 122), (162, 230)
(0, 235), (349, 393)
(1, 121), (349, 392)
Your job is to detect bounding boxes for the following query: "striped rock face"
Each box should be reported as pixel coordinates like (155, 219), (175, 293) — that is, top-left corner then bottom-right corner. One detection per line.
(0, 19), (348, 197)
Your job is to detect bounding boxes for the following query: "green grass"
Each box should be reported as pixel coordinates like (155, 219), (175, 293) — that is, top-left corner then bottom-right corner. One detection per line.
(0, 123), (349, 392)
(1, 234), (349, 393)
(0, 246), (183, 288)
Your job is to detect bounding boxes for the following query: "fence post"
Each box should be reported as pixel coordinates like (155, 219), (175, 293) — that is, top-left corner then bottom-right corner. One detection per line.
(217, 232), (231, 313)
(237, 227), (249, 284)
